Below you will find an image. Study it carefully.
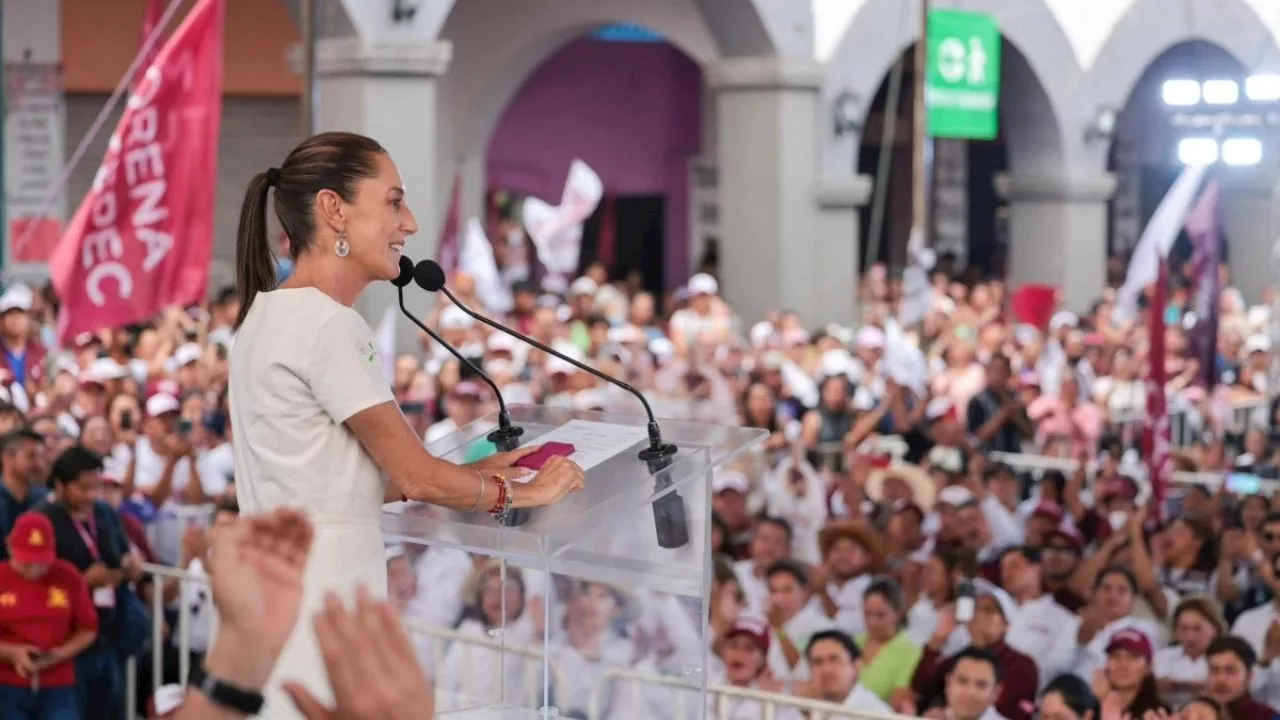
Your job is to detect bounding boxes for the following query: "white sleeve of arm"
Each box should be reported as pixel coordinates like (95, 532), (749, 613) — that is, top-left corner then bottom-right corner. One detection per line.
(980, 495), (1023, 546)
(306, 308), (397, 423)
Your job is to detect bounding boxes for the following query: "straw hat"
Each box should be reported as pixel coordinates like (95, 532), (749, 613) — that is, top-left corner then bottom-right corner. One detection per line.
(866, 462), (936, 512)
(817, 521), (887, 573)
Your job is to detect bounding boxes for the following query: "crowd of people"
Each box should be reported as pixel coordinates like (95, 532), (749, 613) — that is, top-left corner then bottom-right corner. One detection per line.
(0, 241), (1277, 719)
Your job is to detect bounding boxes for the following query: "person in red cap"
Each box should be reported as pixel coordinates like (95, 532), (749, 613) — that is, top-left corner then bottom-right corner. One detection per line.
(0, 511), (98, 719)
(1093, 628), (1167, 718)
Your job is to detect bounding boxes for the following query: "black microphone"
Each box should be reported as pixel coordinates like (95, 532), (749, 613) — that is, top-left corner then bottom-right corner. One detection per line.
(392, 257), (524, 451)
(413, 259), (689, 548)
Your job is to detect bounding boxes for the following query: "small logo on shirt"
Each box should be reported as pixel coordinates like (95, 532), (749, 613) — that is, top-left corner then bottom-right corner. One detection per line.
(356, 341), (379, 364)
(0, 593), (15, 607)
(47, 587), (68, 609)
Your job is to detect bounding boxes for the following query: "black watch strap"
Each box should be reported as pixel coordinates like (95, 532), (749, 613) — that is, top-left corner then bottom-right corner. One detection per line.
(195, 673), (265, 715)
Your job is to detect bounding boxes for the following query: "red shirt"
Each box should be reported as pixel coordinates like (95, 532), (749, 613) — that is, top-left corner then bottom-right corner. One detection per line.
(0, 560), (98, 688)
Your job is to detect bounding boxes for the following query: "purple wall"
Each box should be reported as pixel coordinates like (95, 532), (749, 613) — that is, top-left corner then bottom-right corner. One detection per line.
(487, 38), (703, 287)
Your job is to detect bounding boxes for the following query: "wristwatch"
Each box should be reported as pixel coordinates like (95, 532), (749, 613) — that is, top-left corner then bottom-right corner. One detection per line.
(195, 673), (265, 715)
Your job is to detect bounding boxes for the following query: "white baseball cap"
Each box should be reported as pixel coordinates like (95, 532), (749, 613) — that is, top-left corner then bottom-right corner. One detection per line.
(172, 343), (202, 369)
(0, 285), (33, 314)
(687, 273), (719, 296)
(146, 393), (181, 417)
(713, 470), (749, 494)
(81, 357), (129, 386)
(569, 276), (599, 297)
(439, 305), (474, 331)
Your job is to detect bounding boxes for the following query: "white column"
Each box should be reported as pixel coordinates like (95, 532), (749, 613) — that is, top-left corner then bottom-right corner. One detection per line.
(1220, 173), (1279, 305)
(996, 173), (1116, 313)
(709, 57), (857, 325)
(315, 38), (451, 348)
(2, 0), (65, 279)
(815, 175), (871, 326)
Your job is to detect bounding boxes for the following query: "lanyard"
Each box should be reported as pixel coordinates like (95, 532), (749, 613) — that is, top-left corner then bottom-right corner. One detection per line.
(74, 516), (99, 561)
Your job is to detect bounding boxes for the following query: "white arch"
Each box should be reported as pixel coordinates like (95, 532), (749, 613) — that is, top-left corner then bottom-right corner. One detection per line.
(820, 0), (1084, 178)
(1090, 0), (1280, 110)
(437, 0), (722, 166)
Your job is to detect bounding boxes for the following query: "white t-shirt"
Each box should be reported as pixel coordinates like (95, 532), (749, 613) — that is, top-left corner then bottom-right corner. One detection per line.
(196, 443), (235, 498)
(134, 436), (194, 503)
(229, 287), (396, 715)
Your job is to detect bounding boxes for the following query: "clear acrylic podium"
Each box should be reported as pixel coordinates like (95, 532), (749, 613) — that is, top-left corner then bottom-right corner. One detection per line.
(382, 404), (766, 719)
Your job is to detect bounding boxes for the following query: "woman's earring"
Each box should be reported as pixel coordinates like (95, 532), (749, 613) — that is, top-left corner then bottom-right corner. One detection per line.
(335, 230), (350, 258)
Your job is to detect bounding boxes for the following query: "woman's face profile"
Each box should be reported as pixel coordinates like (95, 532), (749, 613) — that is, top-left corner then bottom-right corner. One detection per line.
(337, 152), (418, 283)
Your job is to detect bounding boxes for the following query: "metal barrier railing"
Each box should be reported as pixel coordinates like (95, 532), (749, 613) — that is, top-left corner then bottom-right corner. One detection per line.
(129, 564), (902, 720)
(587, 666), (919, 720)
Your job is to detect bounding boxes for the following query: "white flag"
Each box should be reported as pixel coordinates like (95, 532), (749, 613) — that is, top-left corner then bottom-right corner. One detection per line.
(1114, 163), (1209, 323)
(460, 218), (512, 314)
(899, 226), (937, 327)
(522, 159), (603, 288)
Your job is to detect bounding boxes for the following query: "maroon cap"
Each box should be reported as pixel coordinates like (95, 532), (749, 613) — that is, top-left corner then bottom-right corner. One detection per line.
(726, 616), (770, 655)
(1098, 476), (1138, 502)
(1048, 526), (1085, 551)
(1106, 628), (1153, 660)
(1030, 500), (1065, 524)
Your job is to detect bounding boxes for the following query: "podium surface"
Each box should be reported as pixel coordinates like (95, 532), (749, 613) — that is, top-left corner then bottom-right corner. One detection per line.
(384, 405), (766, 718)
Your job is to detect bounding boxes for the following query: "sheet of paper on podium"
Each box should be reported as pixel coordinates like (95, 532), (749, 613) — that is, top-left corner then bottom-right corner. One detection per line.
(519, 419), (648, 474)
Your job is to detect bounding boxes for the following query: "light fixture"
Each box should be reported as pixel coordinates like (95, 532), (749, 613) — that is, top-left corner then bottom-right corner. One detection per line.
(1163, 79), (1201, 106)
(1202, 79), (1240, 105)
(1222, 137), (1263, 165)
(392, 0), (419, 23)
(1085, 107), (1118, 144)
(832, 90), (862, 137)
(1178, 137), (1219, 165)
(1246, 74), (1280, 102)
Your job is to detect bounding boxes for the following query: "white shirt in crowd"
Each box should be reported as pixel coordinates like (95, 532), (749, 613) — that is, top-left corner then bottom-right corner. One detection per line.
(766, 601), (836, 683)
(1003, 594), (1079, 690)
(435, 618), (533, 711)
(826, 574), (873, 638)
(408, 547), (473, 674)
(1229, 600), (1280, 709)
(133, 436), (195, 504)
(196, 442), (235, 498)
(1153, 644), (1208, 709)
(733, 560), (770, 616)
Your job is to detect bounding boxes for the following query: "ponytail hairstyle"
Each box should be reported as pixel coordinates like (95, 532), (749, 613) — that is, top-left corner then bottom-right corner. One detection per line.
(234, 131), (387, 329)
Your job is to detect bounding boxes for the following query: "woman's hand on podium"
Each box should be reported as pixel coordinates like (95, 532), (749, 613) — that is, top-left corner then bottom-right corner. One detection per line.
(519, 455), (586, 507)
(466, 445), (540, 481)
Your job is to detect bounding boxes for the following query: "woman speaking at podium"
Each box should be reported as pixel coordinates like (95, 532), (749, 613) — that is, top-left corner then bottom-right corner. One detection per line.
(225, 131), (586, 718)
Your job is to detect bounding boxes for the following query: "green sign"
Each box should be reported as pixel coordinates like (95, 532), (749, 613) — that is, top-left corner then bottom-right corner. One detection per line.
(926, 9), (1002, 140)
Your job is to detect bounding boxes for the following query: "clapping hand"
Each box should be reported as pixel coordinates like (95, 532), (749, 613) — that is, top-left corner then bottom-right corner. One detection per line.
(204, 508), (313, 689)
(284, 588), (433, 720)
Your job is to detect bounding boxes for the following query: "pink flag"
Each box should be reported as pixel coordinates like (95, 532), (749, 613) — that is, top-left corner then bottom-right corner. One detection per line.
(1143, 262), (1172, 522)
(436, 171), (462, 277)
(140, 0), (165, 70)
(49, 0), (225, 342)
